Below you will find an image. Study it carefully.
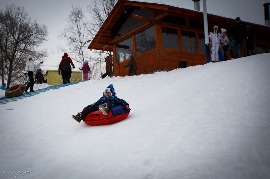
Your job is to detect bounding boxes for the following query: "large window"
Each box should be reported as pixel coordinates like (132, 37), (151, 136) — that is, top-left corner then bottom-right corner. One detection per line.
(135, 26), (156, 54)
(256, 44), (266, 54)
(199, 34), (206, 54)
(181, 30), (196, 52)
(116, 37), (132, 63)
(112, 8), (153, 40)
(162, 26), (178, 49)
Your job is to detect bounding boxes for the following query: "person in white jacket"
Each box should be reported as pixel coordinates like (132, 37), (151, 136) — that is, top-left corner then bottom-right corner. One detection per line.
(209, 25), (222, 62)
(25, 58), (43, 92)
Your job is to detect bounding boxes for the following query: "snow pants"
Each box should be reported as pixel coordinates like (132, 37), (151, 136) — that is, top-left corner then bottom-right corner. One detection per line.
(25, 71), (34, 92)
(83, 72), (88, 81)
(81, 105), (99, 119)
(211, 43), (220, 62)
(61, 69), (71, 84)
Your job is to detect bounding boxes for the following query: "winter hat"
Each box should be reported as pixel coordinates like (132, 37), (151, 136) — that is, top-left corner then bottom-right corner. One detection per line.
(221, 28), (227, 33)
(107, 84), (116, 96)
(64, 53), (68, 57)
(104, 88), (112, 94)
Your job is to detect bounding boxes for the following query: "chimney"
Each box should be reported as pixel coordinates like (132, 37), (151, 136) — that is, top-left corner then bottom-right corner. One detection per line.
(192, 0), (200, 11)
(263, 3), (270, 26)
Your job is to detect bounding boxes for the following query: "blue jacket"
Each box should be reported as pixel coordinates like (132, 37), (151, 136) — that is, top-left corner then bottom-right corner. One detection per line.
(91, 95), (128, 108)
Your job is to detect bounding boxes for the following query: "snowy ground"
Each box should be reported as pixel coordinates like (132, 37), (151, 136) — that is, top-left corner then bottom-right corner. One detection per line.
(1, 54), (270, 179)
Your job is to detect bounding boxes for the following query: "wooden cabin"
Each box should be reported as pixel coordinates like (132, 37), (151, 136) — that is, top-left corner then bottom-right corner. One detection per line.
(88, 0), (270, 76)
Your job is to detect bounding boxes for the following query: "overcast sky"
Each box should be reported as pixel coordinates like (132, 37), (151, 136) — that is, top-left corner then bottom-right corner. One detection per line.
(0, 0), (269, 68)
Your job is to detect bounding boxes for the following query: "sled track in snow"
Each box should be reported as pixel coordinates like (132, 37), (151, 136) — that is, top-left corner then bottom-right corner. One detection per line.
(0, 82), (80, 105)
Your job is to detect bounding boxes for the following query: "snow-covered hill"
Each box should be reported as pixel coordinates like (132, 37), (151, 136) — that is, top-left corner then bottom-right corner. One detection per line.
(1, 54), (270, 179)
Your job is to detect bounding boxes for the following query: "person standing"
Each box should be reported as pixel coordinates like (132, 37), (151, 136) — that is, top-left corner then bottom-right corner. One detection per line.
(82, 61), (90, 81)
(35, 69), (44, 84)
(228, 35), (237, 59)
(231, 17), (247, 58)
(58, 53), (75, 84)
(209, 25), (222, 62)
(25, 58), (43, 92)
(220, 28), (230, 60)
(246, 25), (254, 56)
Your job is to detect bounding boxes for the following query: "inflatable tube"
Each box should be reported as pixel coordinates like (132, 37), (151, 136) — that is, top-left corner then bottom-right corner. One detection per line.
(83, 105), (130, 126)
(5, 84), (26, 98)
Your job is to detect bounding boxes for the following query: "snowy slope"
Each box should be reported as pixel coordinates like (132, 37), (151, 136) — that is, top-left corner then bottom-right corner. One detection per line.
(0, 54), (270, 179)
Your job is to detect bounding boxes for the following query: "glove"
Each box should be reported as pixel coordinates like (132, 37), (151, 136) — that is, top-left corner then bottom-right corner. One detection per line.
(58, 70), (61, 75)
(73, 65), (75, 69)
(125, 104), (130, 110)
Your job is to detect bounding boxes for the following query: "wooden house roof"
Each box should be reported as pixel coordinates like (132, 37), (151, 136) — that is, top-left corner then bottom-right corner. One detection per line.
(88, 0), (270, 51)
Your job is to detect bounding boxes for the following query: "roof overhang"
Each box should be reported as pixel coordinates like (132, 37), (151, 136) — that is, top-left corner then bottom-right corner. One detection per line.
(88, 0), (270, 52)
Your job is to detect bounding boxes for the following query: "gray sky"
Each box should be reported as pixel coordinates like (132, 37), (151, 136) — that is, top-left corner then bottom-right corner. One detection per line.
(0, 0), (269, 68)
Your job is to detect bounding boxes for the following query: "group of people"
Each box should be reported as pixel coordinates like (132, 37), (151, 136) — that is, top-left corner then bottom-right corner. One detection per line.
(24, 52), (91, 93)
(58, 52), (90, 84)
(209, 17), (254, 63)
(24, 58), (44, 92)
(24, 55), (129, 124)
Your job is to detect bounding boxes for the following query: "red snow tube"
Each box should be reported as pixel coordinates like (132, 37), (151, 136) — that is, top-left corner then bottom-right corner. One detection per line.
(83, 105), (130, 126)
(5, 84), (26, 98)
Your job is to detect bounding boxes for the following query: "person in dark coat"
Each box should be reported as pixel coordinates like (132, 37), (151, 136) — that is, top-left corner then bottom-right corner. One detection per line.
(35, 69), (44, 84)
(58, 53), (75, 84)
(72, 85), (130, 123)
(102, 55), (113, 79)
(124, 55), (137, 76)
(245, 25), (254, 56)
(231, 17), (247, 58)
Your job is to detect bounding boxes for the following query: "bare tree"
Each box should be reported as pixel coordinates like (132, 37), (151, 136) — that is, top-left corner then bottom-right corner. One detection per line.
(86, 0), (117, 37)
(86, 0), (117, 78)
(0, 4), (47, 88)
(60, 6), (91, 65)
(60, 0), (116, 79)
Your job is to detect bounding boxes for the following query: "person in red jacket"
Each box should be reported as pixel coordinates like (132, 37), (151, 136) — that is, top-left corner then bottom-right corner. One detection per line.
(58, 53), (75, 84)
(82, 61), (90, 81)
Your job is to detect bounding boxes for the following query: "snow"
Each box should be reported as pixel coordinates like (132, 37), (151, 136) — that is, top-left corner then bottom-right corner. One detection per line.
(1, 54), (270, 179)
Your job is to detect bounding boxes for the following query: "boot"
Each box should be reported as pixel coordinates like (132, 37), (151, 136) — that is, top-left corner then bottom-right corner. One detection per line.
(72, 112), (82, 123)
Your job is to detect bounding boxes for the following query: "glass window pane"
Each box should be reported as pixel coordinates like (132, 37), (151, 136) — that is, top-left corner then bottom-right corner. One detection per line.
(181, 30), (196, 52)
(199, 34), (206, 53)
(116, 37), (132, 63)
(135, 26), (156, 54)
(112, 8), (153, 40)
(256, 44), (265, 54)
(162, 27), (178, 49)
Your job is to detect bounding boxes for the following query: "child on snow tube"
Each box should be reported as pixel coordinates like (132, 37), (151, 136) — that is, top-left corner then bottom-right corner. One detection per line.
(72, 84), (130, 123)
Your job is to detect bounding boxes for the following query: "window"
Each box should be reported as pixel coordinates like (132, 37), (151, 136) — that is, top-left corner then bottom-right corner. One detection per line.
(135, 26), (156, 54)
(116, 37), (132, 63)
(199, 34), (205, 54)
(162, 26), (178, 49)
(112, 8), (153, 40)
(181, 30), (196, 52)
(256, 44), (266, 54)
